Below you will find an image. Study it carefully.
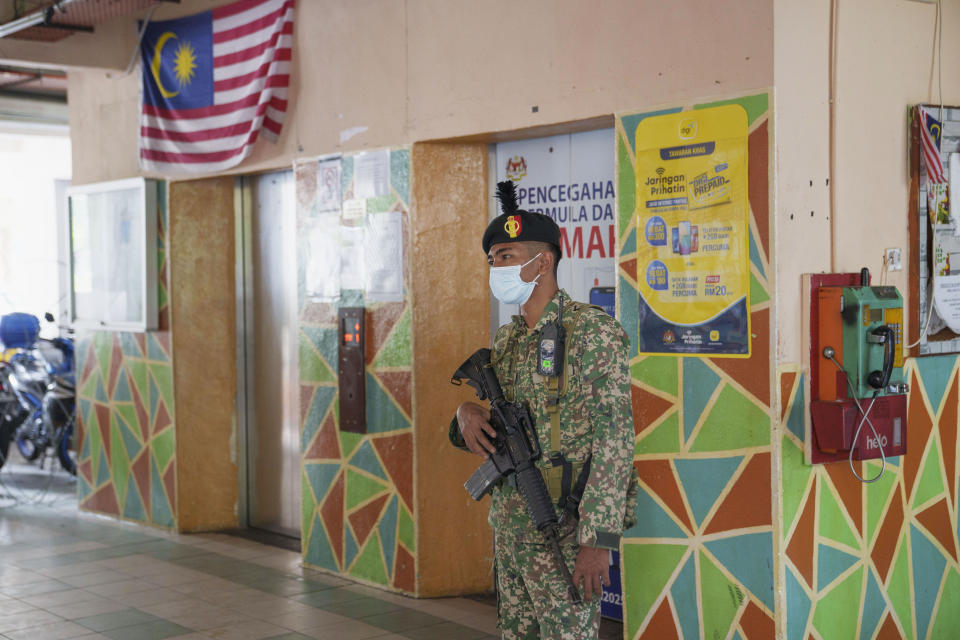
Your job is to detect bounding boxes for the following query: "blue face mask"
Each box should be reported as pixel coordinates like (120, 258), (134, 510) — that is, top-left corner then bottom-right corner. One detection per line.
(489, 253), (542, 305)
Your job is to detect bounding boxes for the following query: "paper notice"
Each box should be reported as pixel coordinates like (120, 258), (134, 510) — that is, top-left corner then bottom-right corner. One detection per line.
(354, 150), (390, 199)
(364, 212), (404, 302)
(317, 159), (341, 213)
(340, 225), (365, 290)
(932, 225), (960, 333)
(342, 198), (366, 220)
(304, 216), (340, 301)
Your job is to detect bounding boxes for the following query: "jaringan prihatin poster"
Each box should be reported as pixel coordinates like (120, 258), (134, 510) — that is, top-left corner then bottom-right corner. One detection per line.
(635, 104), (750, 356)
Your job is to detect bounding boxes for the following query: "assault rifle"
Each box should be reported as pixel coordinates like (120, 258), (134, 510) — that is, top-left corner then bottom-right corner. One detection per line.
(451, 348), (581, 604)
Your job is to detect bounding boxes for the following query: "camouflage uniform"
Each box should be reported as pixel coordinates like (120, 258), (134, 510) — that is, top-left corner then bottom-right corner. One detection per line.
(454, 289), (634, 639)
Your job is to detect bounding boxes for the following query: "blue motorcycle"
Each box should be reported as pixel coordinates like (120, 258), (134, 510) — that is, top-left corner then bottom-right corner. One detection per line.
(0, 313), (76, 474)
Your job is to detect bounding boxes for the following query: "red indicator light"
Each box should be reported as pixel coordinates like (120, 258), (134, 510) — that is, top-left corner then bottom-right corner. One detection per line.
(355, 323), (360, 331)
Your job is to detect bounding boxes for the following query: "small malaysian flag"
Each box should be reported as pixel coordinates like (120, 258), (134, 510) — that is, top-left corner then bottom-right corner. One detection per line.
(918, 107), (946, 184)
(139, 0), (294, 174)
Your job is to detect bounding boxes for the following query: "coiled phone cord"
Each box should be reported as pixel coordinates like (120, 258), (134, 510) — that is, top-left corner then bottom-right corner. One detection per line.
(824, 352), (887, 483)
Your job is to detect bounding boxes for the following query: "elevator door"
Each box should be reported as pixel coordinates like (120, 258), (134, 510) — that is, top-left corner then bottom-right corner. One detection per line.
(243, 170), (300, 539)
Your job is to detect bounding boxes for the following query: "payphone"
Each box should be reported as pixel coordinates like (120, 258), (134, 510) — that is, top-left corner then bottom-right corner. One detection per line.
(338, 307), (366, 433)
(807, 270), (908, 480)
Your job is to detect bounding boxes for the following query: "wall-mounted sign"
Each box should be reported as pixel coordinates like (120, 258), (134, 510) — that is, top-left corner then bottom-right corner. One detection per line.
(635, 105), (750, 356)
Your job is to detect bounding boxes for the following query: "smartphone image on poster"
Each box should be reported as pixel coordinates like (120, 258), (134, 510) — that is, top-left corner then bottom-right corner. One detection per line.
(678, 221), (691, 256)
(691, 225), (699, 253)
(671, 227), (679, 254)
(590, 286), (616, 318)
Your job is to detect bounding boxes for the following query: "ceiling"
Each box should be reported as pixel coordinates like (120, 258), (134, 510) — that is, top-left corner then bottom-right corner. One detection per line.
(1, 0), (173, 43)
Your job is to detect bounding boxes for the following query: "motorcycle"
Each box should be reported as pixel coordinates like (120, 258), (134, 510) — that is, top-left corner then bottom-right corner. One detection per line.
(0, 313), (76, 475)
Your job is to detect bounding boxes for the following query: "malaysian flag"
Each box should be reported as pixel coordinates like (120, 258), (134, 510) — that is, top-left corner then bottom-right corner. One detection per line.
(139, 0), (294, 174)
(918, 107), (946, 184)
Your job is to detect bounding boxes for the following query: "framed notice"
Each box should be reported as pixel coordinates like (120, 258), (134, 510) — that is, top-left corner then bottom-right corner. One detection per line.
(635, 105), (750, 356)
(67, 178), (158, 332)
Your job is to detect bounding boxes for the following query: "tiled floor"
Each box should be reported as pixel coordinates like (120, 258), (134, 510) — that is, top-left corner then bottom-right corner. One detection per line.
(0, 456), (624, 640)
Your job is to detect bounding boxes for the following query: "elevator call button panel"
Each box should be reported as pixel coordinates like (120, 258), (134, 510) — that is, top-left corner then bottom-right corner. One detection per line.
(338, 307), (366, 433)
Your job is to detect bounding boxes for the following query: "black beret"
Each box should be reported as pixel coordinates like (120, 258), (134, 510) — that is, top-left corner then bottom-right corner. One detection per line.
(482, 181), (562, 254)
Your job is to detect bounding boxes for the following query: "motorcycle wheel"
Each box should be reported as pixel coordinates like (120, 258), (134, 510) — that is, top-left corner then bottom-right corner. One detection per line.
(15, 431), (42, 462)
(0, 416), (15, 469)
(56, 423), (76, 475)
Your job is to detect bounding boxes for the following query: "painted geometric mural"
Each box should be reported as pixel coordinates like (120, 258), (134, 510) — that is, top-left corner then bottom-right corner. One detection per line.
(780, 356), (960, 639)
(76, 180), (176, 529)
(297, 149), (415, 593)
(617, 93), (775, 639)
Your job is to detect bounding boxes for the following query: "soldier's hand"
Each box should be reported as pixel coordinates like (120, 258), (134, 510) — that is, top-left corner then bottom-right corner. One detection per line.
(457, 402), (496, 457)
(573, 546), (610, 602)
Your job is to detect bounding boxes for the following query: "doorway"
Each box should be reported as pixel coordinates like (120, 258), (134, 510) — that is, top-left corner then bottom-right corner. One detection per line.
(237, 169), (300, 539)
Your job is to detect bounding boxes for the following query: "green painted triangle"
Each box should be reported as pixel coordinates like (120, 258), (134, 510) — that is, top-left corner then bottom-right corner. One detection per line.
(371, 309), (411, 368)
(636, 411), (680, 455)
(750, 271), (769, 305)
(299, 333), (336, 384)
(631, 357), (677, 396)
(115, 405), (138, 437)
(80, 370), (102, 402)
(622, 544), (687, 640)
(366, 195), (394, 214)
(122, 473), (146, 522)
(866, 461), (897, 545)
(349, 533), (388, 585)
(617, 135), (637, 236)
(813, 566), (863, 640)
(398, 502), (415, 552)
(339, 430), (363, 460)
(94, 332), (112, 384)
(695, 94), (768, 126)
(700, 550), (743, 640)
(929, 569), (960, 639)
(152, 427), (175, 472)
(157, 247), (166, 275)
(913, 436), (946, 509)
(782, 436), (813, 537)
(129, 361), (148, 405)
(819, 484), (860, 549)
(110, 414), (130, 506)
(888, 536), (915, 640)
(302, 470), (317, 535)
(158, 281), (168, 311)
(690, 385), (770, 452)
(148, 364), (174, 414)
(345, 468), (388, 511)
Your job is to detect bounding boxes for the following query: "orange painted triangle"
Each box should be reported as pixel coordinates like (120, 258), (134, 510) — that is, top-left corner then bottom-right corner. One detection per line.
(154, 401), (171, 435)
(904, 370), (935, 502)
(79, 341), (96, 387)
(711, 309), (770, 404)
(938, 376), (958, 507)
(372, 433), (413, 513)
(131, 450), (150, 515)
(306, 413), (340, 460)
(739, 600), (774, 639)
(95, 403), (111, 463)
(638, 597), (679, 640)
(824, 456), (863, 536)
(619, 258), (638, 281)
(299, 384), (317, 429)
(79, 459), (93, 485)
(348, 494), (389, 548)
(632, 385), (675, 437)
(704, 452), (772, 534)
(786, 476), (816, 588)
(779, 371), (797, 421)
(107, 339), (123, 396)
(635, 460), (692, 533)
(875, 613), (903, 640)
(916, 497), (959, 563)
(393, 544), (415, 592)
(320, 472), (345, 570)
(366, 302), (405, 366)
(82, 483), (119, 516)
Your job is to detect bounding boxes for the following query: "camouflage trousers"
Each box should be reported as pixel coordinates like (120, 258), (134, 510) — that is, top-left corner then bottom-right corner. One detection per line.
(495, 535), (600, 639)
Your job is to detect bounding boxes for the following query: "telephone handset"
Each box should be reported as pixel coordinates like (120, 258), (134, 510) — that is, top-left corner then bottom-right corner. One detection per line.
(867, 325), (895, 390)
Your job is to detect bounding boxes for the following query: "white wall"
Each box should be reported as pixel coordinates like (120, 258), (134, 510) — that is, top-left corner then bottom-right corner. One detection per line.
(775, 0), (960, 363)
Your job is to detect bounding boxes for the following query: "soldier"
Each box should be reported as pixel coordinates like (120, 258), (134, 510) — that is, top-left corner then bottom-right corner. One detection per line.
(450, 181), (636, 639)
